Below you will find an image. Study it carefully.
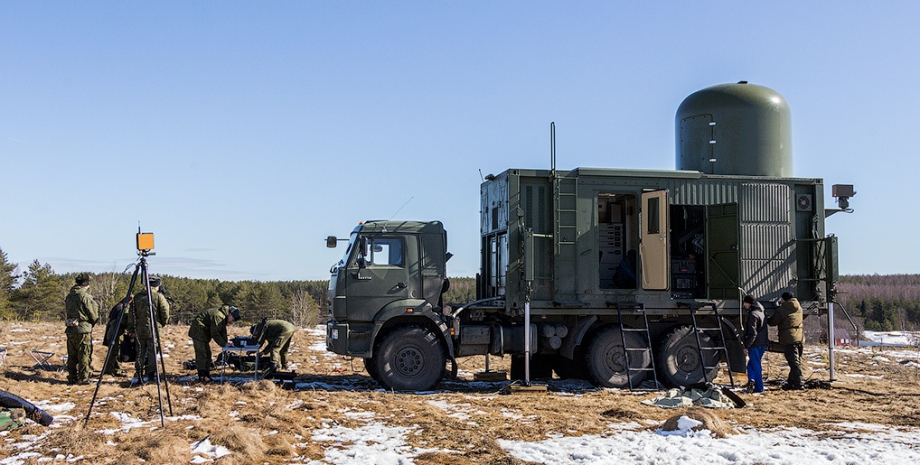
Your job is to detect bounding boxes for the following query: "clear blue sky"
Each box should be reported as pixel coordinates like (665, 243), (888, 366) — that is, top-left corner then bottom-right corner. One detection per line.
(1, 2), (915, 281)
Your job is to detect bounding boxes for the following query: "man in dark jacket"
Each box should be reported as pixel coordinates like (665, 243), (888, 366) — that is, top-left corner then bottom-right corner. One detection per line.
(768, 291), (805, 390)
(251, 319), (296, 372)
(64, 274), (99, 385)
(742, 295), (768, 393)
(188, 305), (240, 382)
(127, 276), (170, 383)
(102, 295), (132, 377)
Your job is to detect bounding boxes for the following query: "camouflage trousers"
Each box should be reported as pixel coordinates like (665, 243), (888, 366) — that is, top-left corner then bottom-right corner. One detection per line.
(134, 332), (158, 379)
(192, 338), (214, 372)
(66, 332), (93, 383)
(102, 334), (123, 374)
(264, 327), (295, 369)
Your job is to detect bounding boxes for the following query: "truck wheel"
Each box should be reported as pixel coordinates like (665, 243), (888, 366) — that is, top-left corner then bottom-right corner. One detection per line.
(364, 357), (380, 382)
(585, 327), (650, 389)
(373, 326), (445, 391)
(657, 325), (720, 388)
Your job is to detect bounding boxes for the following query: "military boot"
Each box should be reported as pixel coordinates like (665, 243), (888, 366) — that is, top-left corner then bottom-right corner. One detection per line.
(197, 370), (213, 383)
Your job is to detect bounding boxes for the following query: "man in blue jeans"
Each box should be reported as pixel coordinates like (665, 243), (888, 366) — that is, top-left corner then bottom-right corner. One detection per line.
(742, 295), (769, 393)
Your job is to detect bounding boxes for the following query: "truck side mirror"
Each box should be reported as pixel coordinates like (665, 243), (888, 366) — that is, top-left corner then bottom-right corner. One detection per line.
(326, 236), (338, 248)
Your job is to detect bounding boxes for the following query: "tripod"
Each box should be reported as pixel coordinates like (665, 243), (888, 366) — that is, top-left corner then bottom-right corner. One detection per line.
(84, 251), (173, 427)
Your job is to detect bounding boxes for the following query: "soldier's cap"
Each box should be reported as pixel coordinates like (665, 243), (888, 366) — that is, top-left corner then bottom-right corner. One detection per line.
(149, 276), (162, 287)
(75, 273), (92, 285)
(228, 306), (241, 321)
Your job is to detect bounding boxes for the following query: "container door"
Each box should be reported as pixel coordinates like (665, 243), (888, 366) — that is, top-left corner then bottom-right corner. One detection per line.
(705, 203), (740, 299)
(640, 190), (669, 290)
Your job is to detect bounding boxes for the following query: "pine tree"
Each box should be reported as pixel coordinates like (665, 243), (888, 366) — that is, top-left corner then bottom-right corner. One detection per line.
(0, 247), (20, 320)
(11, 260), (64, 320)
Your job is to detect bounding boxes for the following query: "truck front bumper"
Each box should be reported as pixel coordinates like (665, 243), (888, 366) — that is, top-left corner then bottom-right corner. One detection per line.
(325, 320), (376, 358)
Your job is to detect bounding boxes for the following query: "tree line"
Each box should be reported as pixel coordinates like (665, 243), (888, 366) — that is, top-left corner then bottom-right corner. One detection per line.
(836, 274), (920, 332)
(0, 247), (476, 326)
(13, 244), (913, 333)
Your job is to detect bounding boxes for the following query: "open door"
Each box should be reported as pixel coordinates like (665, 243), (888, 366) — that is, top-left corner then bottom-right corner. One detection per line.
(640, 190), (669, 290)
(706, 203), (740, 299)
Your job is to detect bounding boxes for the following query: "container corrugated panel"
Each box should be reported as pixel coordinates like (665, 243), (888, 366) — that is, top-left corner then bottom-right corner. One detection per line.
(740, 223), (794, 260)
(742, 258), (796, 299)
(669, 180), (739, 205)
(740, 183), (791, 223)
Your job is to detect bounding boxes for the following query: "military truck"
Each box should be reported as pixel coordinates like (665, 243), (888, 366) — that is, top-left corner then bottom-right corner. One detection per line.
(326, 82), (853, 391)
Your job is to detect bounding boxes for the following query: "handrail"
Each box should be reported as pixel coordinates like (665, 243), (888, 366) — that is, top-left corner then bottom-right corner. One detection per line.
(451, 296), (505, 318)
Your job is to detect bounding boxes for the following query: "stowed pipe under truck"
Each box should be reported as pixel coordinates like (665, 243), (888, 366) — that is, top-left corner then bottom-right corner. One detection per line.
(326, 82), (854, 391)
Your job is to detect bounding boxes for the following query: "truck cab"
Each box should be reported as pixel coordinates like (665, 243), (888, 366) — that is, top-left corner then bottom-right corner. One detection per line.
(326, 220), (453, 391)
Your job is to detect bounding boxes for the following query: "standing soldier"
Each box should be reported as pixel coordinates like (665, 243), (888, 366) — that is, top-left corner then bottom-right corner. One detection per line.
(768, 291), (805, 390)
(188, 305), (240, 383)
(64, 273), (99, 385)
(102, 295), (132, 377)
(742, 295), (768, 393)
(127, 276), (169, 383)
(251, 319), (296, 373)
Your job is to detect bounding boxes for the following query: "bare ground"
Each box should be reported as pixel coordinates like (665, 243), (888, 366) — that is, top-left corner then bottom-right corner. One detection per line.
(2, 321), (919, 464)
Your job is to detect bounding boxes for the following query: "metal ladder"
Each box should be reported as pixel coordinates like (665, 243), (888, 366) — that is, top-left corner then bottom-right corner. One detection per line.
(689, 303), (734, 387)
(614, 302), (660, 391)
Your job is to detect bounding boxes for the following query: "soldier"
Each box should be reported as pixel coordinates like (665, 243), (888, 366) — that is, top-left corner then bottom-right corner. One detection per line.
(251, 319), (296, 372)
(188, 305), (240, 383)
(64, 273), (99, 385)
(768, 291), (805, 390)
(101, 295), (132, 377)
(127, 276), (169, 383)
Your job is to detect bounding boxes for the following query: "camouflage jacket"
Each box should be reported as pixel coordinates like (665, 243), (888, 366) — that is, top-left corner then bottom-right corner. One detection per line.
(128, 290), (169, 337)
(768, 297), (804, 345)
(64, 285), (99, 334)
(188, 305), (231, 347)
(256, 319), (296, 346)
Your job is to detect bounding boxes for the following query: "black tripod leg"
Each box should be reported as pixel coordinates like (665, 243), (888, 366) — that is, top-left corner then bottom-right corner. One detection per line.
(140, 259), (168, 428)
(84, 262), (141, 428)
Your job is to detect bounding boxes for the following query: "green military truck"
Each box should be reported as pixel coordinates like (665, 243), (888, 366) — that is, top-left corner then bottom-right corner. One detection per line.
(326, 82), (853, 391)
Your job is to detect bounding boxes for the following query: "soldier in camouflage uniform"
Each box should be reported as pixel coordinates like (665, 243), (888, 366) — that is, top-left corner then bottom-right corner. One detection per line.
(127, 276), (169, 383)
(102, 294), (132, 377)
(188, 305), (240, 382)
(252, 319), (296, 372)
(768, 291), (805, 390)
(64, 273), (99, 385)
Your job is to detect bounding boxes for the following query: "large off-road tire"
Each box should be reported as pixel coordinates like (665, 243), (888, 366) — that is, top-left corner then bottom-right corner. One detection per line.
(657, 325), (721, 388)
(373, 326), (445, 391)
(510, 354), (554, 381)
(585, 327), (650, 388)
(364, 356), (380, 382)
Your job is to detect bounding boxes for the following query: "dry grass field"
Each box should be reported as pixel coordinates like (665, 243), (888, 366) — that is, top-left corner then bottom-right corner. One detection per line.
(2, 321), (919, 464)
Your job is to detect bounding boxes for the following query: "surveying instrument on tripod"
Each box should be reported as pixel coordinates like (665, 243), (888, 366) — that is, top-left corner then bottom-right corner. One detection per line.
(84, 230), (173, 428)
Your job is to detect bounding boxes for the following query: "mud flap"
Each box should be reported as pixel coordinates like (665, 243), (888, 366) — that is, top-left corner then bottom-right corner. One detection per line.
(726, 340), (747, 373)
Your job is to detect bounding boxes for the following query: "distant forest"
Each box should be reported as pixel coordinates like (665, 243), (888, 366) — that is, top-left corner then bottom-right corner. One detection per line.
(0, 247), (916, 332)
(0, 246), (475, 326)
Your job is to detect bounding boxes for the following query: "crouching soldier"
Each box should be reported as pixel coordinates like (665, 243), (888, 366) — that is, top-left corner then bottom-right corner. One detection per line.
(188, 305), (240, 383)
(251, 319), (296, 373)
(102, 295), (132, 377)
